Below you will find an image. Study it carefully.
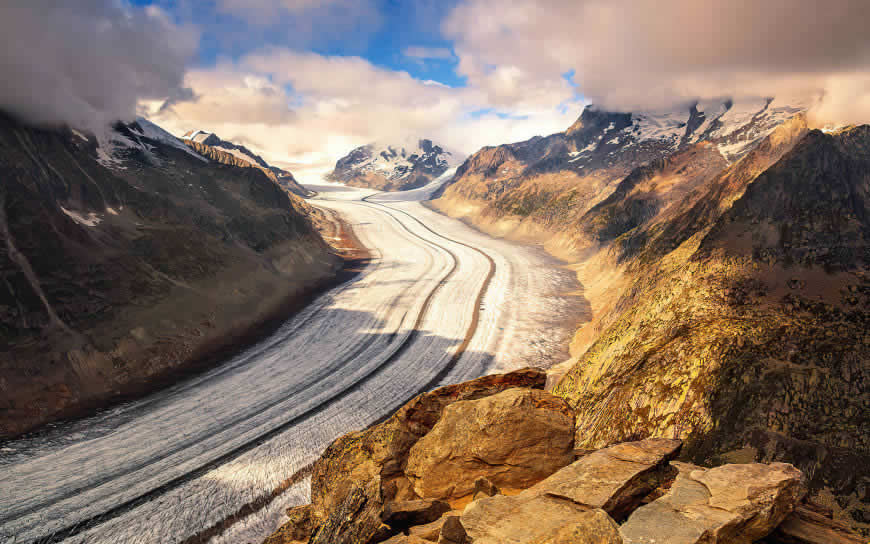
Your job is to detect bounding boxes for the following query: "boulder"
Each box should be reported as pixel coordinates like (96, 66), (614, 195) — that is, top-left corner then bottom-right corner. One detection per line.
(308, 479), (391, 544)
(382, 499), (451, 533)
(437, 515), (469, 544)
(310, 368), (547, 524)
(406, 388), (575, 499)
(525, 438), (682, 520)
(472, 477), (501, 501)
(301, 369), (547, 544)
(620, 461), (806, 544)
(765, 504), (864, 544)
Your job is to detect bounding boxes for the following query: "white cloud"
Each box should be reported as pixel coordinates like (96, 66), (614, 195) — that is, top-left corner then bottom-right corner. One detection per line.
(148, 48), (579, 184)
(444, 0), (870, 123)
(0, 0), (197, 131)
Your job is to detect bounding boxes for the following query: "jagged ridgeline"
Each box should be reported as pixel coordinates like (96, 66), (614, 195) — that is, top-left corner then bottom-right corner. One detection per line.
(181, 129), (312, 197)
(432, 99), (869, 531)
(0, 113), (340, 438)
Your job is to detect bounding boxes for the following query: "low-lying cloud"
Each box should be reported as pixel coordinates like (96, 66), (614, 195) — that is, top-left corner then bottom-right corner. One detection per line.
(0, 0), (196, 131)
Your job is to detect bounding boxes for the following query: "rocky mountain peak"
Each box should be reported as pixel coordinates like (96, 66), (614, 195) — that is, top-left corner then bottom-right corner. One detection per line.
(328, 138), (462, 191)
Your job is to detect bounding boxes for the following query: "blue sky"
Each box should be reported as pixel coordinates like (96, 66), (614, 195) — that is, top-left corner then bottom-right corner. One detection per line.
(137, 0), (468, 87)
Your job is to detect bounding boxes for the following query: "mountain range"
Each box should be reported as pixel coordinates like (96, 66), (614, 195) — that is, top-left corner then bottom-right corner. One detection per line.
(328, 138), (460, 191)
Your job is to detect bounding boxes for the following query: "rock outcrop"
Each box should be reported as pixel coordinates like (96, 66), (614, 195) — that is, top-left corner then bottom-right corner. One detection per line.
(305, 368), (547, 543)
(263, 371), (821, 544)
(0, 114), (340, 438)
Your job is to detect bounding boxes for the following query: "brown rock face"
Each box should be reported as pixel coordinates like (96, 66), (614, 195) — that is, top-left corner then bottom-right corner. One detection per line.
(300, 369), (547, 543)
(405, 388), (575, 500)
(620, 461), (806, 544)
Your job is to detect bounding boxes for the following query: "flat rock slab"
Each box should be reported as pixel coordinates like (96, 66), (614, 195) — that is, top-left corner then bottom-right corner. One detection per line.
(461, 493), (622, 544)
(458, 438), (682, 543)
(620, 461), (806, 544)
(526, 438), (683, 520)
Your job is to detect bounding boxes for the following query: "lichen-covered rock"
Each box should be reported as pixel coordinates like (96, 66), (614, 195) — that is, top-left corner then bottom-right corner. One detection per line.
(620, 461), (806, 543)
(405, 388), (575, 499)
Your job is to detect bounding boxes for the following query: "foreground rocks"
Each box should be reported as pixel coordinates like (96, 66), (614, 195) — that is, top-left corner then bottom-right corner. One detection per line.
(405, 388), (575, 499)
(263, 369), (866, 544)
(620, 462), (805, 543)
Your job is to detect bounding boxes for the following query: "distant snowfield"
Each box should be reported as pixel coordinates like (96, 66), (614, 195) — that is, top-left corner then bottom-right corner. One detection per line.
(0, 182), (583, 544)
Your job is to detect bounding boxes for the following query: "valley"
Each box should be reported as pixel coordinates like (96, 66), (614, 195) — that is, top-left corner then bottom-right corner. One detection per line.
(0, 176), (583, 544)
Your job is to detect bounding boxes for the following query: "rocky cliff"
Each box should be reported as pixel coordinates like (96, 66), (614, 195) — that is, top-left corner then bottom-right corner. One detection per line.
(263, 369), (862, 544)
(328, 139), (460, 191)
(431, 101), (868, 531)
(181, 129), (311, 197)
(0, 114), (341, 438)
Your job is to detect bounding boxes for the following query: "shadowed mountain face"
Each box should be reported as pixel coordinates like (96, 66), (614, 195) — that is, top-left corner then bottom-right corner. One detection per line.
(0, 114), (340, 438)
(328, 139), (459, 191)
(181, 129), (311, 197)
(433, 103), (868, 531)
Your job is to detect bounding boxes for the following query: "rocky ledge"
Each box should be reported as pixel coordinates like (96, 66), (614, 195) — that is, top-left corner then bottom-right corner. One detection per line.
(263, 369), (863, 544)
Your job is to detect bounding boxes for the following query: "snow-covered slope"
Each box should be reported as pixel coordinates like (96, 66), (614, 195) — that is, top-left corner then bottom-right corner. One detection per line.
(90, 118), (208, 168)
(568, 97), (808, 167)
(328, 138), (462, 191)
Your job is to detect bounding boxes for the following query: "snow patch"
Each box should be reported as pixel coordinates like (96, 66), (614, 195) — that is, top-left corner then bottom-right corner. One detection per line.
(71, 129), (88, 142)
(133, 118), (208, 162)
(61, 206), (101, 227)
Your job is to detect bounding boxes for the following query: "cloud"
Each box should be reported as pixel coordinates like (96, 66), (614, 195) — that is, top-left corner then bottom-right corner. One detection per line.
(149, 48), (578, 184)
(403, 46), (454, 61)
(0, 0), (197, 131)
(444, 0), (870, 122)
